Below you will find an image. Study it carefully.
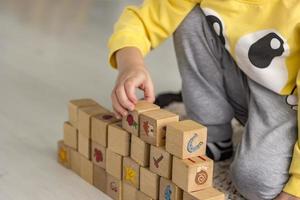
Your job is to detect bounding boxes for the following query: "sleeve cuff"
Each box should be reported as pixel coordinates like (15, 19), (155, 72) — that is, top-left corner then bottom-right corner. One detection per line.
(107, 31), (151, 68)
(283, 175), (300, 198)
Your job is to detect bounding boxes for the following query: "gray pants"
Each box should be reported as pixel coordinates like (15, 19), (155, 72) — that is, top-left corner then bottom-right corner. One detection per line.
(173, 6), (297, 200)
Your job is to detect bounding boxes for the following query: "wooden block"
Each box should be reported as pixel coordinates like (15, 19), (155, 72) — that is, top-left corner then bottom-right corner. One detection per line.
(122, 182), (137, 200)
(149, 146), (172, 179)
(106, 149), (123, 180)
(166, 120), (207, 159)
(106, 173), (122, 200)
(63, 121), (78, 150)
(78, 133), (91, 159)
(70, 148), (81, 175)
(80, 155), (93, 184)
(131, 135), (150, 167)
(136, 190), (153, 200)
(183, 187), (225, 200)
(93, 164), (107, 193)
(91, 141), (106, 169)
(122, 157), (140, 189)
(172, 155), (213, 192)
(140, 167), (160, 199)
(68, 99), (99, 128)
(108, 122), (130, 156)
(140, 109), (179, 146)
(57, 140), (71, 168)
(91, 112), (119, 147)
(122, 101), (160, 136)
(159, 177), (183, 200)
(78, 105), (108, 138)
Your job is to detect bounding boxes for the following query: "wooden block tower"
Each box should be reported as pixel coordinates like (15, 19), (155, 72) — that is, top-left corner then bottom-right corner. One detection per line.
(57, 99), (225, 200)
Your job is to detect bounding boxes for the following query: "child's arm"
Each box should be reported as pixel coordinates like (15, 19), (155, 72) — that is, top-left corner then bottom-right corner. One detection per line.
(108, 0), (199, 117)
(111, 47), (154, 118)
(108, 0), (198, 68)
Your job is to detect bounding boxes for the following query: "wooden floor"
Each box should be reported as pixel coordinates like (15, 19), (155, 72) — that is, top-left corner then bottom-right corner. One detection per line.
(0, 0), (180, 199)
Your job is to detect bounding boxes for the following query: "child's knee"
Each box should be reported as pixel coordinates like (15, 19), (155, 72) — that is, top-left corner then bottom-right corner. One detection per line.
(230, 154), (284, 200)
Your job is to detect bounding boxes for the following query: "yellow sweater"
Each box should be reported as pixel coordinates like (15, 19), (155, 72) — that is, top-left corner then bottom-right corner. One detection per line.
(108, 0), (300, 196)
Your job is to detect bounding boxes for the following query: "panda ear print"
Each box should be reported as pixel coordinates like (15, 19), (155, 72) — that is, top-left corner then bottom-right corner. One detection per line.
(205, 15), (226, 45)
(286, 86), (298, 106)
(286, 95), (298, 106)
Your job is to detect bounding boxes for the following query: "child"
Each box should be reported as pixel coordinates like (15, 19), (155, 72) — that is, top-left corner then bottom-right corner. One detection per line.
(108, 1), (300, 199)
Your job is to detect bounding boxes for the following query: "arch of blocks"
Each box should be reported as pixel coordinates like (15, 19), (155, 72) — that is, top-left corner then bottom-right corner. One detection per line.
(57, 99), (225, 200)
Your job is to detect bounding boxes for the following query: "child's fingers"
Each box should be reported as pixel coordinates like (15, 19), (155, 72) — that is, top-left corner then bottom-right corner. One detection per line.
(112, 107), (121, 119)
(115, 84), (135, 111)
(124, 79), (139, 104)
(143, 79), (155, 103)
(111, 90), (128, 118)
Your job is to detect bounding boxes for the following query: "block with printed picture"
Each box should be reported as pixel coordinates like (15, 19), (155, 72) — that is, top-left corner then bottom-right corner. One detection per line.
(140, 109), (179, 146)
(172, 155), (213, 192)
(159, 177), (183, 200)
(91, 141), (106, 169)
(149, 145), (172, 179)
(122, 101), (159, 136)
(166, 120), (207, 159)
(91, 111), (119, 147)
(106, 173), (122, 200)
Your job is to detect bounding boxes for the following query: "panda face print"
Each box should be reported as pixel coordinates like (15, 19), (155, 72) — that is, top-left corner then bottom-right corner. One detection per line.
(235, 30), (290, 93)
(202, 8), (230, 50)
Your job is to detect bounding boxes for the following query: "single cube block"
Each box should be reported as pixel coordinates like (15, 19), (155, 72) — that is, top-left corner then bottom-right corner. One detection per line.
(122, 182), (137, 200)
(108, 122), (130, 156)
(131, 135), (150, 167)
(106, 173), (122, 200)
(78, 133), (91, 159)
(57, 140), (71, 168)
(91, 141), (106, 169)
(172, 155), (213, 192)
(91, 112), (119, 147)
(136, 190), (153, 200)
(159, 177), (183, 200)
(80, 155), (93, 184)
(122, 157), (140, 189)
(63, 121), (78, 150)
(68, 99), (99, 128)
(78, 105), (108, 138)
(166, 120), (207, 159)
(122, 101), (160, 136)
(183, 187), (225, 200)
(106, 149), (123, 180)
(140, 167), (160, 199)
(70, 148), (81, 175)
(140, 109), (179, 146)
(93, 164), (107, 193)
(149, 146), (172, 179)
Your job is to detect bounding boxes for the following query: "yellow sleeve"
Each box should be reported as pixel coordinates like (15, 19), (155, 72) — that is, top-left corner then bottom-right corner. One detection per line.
(283, 71), (300, 197)
(107, 0), (199, 68)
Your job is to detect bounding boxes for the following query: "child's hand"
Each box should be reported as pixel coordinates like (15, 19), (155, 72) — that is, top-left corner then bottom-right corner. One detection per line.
(111, 47), (155, 119)
(274, 192), (300, 200)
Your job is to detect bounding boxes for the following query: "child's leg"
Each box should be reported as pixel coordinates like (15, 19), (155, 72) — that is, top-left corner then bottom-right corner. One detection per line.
(231, 78), (297, 200)
(173, 6), (297, 199)
(173, 6), (249, 160)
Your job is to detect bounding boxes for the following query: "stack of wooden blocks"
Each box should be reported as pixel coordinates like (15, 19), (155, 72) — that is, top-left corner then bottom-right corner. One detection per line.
(57, 99), (225, 200)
